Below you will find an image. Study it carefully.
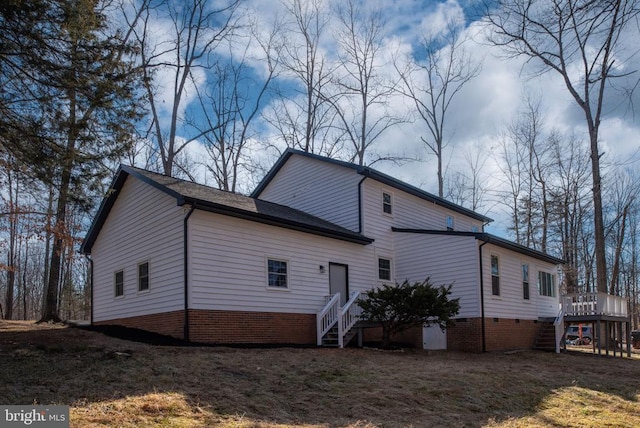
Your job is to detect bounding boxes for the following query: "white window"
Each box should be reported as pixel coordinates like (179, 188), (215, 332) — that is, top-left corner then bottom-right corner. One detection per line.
(491, 255), (500, 296)
(446, 215), (455, 231)
(522, 263), (530, 300)
(114, 270), (124, 297)
(382, 192), (392, 215)
(267, 258), (289, 289)
(538, 271), (556, 297)
(378, 258), (392, 281)
(138, 262), (149, 292)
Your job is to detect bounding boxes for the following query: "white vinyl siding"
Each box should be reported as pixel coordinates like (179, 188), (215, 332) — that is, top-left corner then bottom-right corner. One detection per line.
(91, 177), (184, 322)
(387, 186), (480, 232)
(188, 210), (376, 314)
(394, 233), (480, 318)
(481, 243), (559, 319)
(257, 155), (362, 231)
(361, 180), (395, 253)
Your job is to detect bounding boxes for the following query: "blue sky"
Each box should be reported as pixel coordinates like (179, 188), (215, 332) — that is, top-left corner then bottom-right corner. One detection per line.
(140, 0), (640, 237)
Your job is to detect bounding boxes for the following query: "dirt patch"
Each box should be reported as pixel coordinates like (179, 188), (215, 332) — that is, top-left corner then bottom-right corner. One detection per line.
(80, 324), (190, 346)
(1, 320), (639, 428)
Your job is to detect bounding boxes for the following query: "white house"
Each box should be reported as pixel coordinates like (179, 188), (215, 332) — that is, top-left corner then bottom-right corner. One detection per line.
(81, 149), (564, 352)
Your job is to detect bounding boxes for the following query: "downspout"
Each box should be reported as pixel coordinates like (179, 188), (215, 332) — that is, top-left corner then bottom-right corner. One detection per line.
(357, 176), (367, 234)
(85, 255), (93, 325)
(183, 204), (196, 342)
(478, 237), (490, 353)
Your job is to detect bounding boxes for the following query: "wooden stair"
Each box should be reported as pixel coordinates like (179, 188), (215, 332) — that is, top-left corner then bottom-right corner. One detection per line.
(321, 326), (340, 347)
(533, 322), (556, 351)
(321, 324), (361, 347)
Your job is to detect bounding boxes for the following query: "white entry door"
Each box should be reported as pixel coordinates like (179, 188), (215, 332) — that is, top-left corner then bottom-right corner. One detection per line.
(329, 263), (349, 306)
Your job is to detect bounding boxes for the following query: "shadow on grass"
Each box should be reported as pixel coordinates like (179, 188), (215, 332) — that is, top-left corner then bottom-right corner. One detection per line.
(0, 322), (638, 427)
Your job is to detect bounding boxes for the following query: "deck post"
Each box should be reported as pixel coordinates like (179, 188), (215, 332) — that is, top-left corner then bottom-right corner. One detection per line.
(626, 321), (631, 357)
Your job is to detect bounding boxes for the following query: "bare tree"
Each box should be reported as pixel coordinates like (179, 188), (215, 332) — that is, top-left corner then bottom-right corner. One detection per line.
(548, 133), (591, 293)
(396, 19), (480, 197)
(445, 143), (489, 211)
(486, 0), (640, 293)
(605, 169), (639, 295)
(264, 0), (338, 156)
(132, 0), (240, 177)
(193, 21), (279, 192)
(331, 0), (405, 166)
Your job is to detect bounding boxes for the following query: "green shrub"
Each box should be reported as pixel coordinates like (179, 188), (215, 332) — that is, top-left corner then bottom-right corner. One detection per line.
(359, 278), (460, 348)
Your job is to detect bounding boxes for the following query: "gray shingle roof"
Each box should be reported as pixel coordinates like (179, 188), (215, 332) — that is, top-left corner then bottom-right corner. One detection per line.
(81, 165), (373, 254)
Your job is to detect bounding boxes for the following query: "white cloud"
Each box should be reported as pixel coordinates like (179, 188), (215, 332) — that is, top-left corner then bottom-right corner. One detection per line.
(419, 0), (466, 39)
(151, 0), (640, 240)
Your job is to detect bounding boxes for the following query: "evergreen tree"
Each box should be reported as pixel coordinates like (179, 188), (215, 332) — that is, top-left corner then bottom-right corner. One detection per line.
(359, 279), (460, 349)
(1, 0), (143, 321)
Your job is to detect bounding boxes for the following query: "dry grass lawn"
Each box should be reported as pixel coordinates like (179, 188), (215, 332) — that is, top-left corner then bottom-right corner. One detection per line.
(1, 321), (639, 427)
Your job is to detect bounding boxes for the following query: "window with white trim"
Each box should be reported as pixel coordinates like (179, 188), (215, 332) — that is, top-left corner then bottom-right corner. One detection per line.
(114, 270), (124, 297)
(382, 192), (392, 215)
(446, 215), (455, 231)
(138, 262), (149, 292)
(267, 258), (289, 289)
(378, 258), (392, 281)
(522, 263), (530, 300)
(538, 271), (556, 297)
(491, 255), (500, 296)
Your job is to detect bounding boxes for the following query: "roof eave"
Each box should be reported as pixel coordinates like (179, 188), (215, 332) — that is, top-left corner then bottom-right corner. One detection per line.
(80, 166), (129, 254)
(360, 169), (493, 223)
(476, 233), (565, 265)
(252, 149), (493, 224)
(184, 196), (373, 245)
(391, 228), (564, 265)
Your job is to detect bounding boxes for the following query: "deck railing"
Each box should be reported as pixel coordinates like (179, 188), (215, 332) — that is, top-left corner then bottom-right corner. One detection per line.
(317, 292), (366, 347)
(562, 292), (628, 318)
(317, 293), (340, 345)
(338, 292), (365, 348)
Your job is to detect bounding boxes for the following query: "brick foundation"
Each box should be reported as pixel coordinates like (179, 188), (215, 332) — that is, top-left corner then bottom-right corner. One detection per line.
(188, 309), (316, 344)
(483, 317), (541, 351)
(94, 310), (185, 339)
(447, 317), (542, 352)
(447, 318), (483, 352)
(94, 311), (543, 351)
(94, 309), (316, 345)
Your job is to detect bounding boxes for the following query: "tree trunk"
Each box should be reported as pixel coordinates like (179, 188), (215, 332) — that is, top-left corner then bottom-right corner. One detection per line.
(22, 236), (28, 320)
(5, 172), (17, 320)
(40, 89), (77, 323)
(590, 131), (608, 294)
(609, 203), (629, 295)
(40, 190), (68, 323)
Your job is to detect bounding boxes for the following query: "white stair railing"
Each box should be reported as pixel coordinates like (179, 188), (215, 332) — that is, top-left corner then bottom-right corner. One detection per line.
(317, 293), (340, 345)
(553, 306), (564, 354)
(338, 292), (365, 348)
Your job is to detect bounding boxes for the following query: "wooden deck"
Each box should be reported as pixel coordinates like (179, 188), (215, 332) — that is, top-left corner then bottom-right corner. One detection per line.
(561, 292), (631, 357)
